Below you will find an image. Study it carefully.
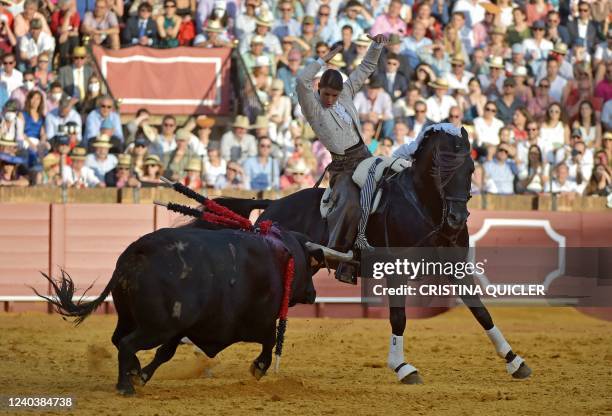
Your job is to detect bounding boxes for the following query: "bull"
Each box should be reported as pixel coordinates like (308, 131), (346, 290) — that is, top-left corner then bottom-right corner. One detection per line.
(37, 226), (322, 395)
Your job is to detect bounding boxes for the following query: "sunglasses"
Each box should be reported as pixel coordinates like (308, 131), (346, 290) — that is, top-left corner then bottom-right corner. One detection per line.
(259, 144), (271, 148)
(100, 104), (113, 109)
(533, 27), (545, 31)
(3, 60), (15, 65)
(579, 8), (589, 12)
(485, 107), (497, 112)
(549, 109), (560, 113)
(539, 84), (550, 88)
(319, 12), (329, 16)
(387, 61), (399, 66)
(452, 63), (464, 67)
(280, 7), (292, 11)
(449, 114), (460, 119)
(527, 127), (539, 131)
(163, 123), (175, 127)
(415, 109), (426, 113)
(74, 56), (86, 60)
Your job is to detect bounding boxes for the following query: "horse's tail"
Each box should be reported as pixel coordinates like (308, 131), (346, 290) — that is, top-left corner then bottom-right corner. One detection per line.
(33, 268), (120, 326)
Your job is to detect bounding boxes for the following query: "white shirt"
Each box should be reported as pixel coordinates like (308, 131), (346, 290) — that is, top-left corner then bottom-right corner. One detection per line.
(544, 178), (583, 193)
(577, 21), (588, 40)
(425, 95), (457, 123)
(445, 70), (474, 94)
(85, 154), (118, 181)
(62, 165), (100, 188)
(594, 41), (612, 62)
(453, 0), (485, 26)
(522, 38), (553, 63)
(473, 117), (504, 146)
(548, 75), (567, 103)
(73, 66), (86, 99)
(19, 32), (55, 60)
(203, 159), (227, 186)
(0, 69), (23, 95)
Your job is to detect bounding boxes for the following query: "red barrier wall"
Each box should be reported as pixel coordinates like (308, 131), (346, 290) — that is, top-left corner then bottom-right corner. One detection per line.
(0, 205), (611, 319)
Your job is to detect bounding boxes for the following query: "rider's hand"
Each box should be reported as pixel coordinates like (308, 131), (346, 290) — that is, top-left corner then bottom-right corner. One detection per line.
(366, 33), (389, 45)
(322, 45), (343, 63)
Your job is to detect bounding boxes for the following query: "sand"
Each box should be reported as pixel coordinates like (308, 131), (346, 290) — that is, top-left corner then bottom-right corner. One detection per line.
(0, 307), (611, 416)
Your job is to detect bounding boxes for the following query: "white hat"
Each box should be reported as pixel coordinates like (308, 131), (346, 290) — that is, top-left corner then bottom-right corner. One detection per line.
(513, 66), (527, 77)
(254, 55), (270, 67)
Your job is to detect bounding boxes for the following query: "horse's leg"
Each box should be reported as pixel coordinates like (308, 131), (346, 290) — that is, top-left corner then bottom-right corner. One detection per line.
(387, 296), (423, 384)
(457, 274), (532, 379)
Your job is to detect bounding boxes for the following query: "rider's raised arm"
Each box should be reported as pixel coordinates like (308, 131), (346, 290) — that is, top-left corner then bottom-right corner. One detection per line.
(296, 59), (325, 122)
(345, 37), (385, 98)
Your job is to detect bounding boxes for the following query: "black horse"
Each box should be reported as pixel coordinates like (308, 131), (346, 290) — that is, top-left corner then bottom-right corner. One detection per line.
(211, 126), (532, 383)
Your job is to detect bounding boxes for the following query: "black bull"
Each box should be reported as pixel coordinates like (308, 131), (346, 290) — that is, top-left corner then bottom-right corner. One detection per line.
(38, 227), (322, 395)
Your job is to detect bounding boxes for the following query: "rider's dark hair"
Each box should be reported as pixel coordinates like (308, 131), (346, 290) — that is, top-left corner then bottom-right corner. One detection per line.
(320, 69), (343, 91)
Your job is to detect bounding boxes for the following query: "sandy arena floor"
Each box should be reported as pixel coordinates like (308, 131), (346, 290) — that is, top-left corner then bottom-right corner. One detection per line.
(0, 307), (611, 416)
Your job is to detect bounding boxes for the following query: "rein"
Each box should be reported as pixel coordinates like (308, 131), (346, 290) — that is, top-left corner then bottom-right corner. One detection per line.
(156, 178), (294, 371)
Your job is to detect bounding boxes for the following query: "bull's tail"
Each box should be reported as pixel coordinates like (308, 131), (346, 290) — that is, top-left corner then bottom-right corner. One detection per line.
(33, 269), (119, 326)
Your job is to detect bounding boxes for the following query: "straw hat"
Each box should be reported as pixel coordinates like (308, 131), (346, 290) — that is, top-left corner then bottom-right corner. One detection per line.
(196, 115), (215, 129)
(603, 131), (612, 141)
(450, 54), (465, 65)
(251, 34), (265, 44)
(251, 115), (269, 130)
(143, 155), (163, 166)
(388, 34), (401, 45)
(489, 56), (505, 69)
(490, 26), (505, 36)
(42, 153), (60, 170)
(428, 78), (450, 89)
(117, 154), (132, 168)
(287, 159), (308, 174)
(72, 46), (87, 57)
(185, 158), (202, 172)
(328, 53), (346, 68)
(255, 14), (273, 27)
(513, 65), (528, 77)
(271, 78), (285, 91)
(70, 147), (87, 160)
(0, 136), (17, 147)
(92, 134), (112, 148)
(205, 20), (224, 33)
(354, 34), (371, 47)
(232, 115), (251, 129)
(176, 129), (191, 141)
(552, 42), (568, 55)
(479, 2), (500, 14)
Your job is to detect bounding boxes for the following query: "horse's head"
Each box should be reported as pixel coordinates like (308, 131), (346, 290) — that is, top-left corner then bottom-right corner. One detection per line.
(413, 126), (474, 237)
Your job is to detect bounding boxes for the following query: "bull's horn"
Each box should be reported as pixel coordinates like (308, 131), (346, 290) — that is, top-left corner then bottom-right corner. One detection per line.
(305, 242), (354, 262)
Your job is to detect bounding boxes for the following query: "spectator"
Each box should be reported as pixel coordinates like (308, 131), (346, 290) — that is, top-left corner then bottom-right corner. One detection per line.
(446, 106), (463, 129)
(156, 0), (181, 48)
(277, 49), (302, 104)
(516, 144), (548, 194)
(140, 154), (164, 187)
(540, 102), (569, 154)
(273, 0), (300, 40)
(527, 78), (552, 122)
(164, 128), (193, 180)
(314, 4), (337, 45)
(355, 75), (394, 138)
(202, 146), (225, 187)
(449, 10), (475, 56)
(473, 100), (504, 147)
(506, 7), (531, 46)
(393, 86), (422, 119)
(0, 12), (17, 55)
(425, 78), (457, 123)
(525, 0), (551, 26)
(564, 67), (601, 119)
(483, 143), (518, 194)
(336, 0), (372, 42)
(1, 53), (23, 95)
(150, 114), (177, 157)
(58, 46), (94, 102)
(470, 162), (484, 194)
(485, 25), (508, 58)
(360, 120), (378, 154)
(220, 115), (256, 163)
(375, 136), (394, 157)
(541, 55), (568, 103)
(39, 153), (62, 186)
(82, 0), (121, 50)
(242, 35), (275, 76)
(266, 78), (291, 137)
(404, 100), (433, 139)
(463, 77), (487, 122)
(594, 61), (612, 102)
(378, 34), (412, 81)
(50, 0), (81, 66)
(234, 0), (257, 40)
(445, 54), (472, 94)
(104, 154), (140, 188)
(522, 20), (553, 72)
(10, 69), (45, 110)
(0, 137), (28, 186)
(242, 136), (279, 190)
(85, 134), (117, 181)
(280, 158), (314, 190)
(567, 1), (601, 53)
(511, 107), (530, 142)
(584, 164), (611, 196)
(46, 81), (64, 114)
(401, 20), (432, 70)
(127, 136), (149, 177)
(84, 95), (123, 145)
(215, 160), (246, 190)
(22, 89), (45, 141)
(62, 146), (100, 188)
(381, 52), (408, 101)
(0, 100), (24, 144)
(33, 52), (53, 91)
(122, 2), (158, 47)
(573, 100), (602, 148)
(94, 117), (123, 153)
(193, 19), (231, 48)
(182, 158), (203, 190)
(479, 56), (505, 100)
(495, 77), (524, 125)
(593, 28), (611, 79)
(512, 66), (532, 103)
(45, 96), (82, 143)
(239, 13), (281, 56)
(13, 0), (51, 39)
(545, 10), (570, 46)
(544, 163), (582, 193)
(370, 0), (406, 37)
(79, 74), (103, 117)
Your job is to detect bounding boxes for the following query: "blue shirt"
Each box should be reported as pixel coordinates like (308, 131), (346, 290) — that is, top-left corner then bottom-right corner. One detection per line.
(84, 109), (124, 145)
(23, 111), (44, 139)
(277, 66), (300, 105)
(400, 37), (432, 69)
(242, 156), (280, 191)
(483, 159), (518, 195)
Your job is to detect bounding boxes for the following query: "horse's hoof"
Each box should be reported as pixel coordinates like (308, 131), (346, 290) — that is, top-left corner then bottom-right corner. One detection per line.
(131, 372), (147, 386)
(249, 362), (266, 380)
(401, 371), (423, 385)
(116, 384), (135, 396)
(512, 362), (532, 379)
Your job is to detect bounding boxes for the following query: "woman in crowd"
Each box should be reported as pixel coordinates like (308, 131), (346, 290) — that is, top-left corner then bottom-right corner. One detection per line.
(517, 144), (548, 193)
(572, 100), (602, 148)
(512, 107), (531, 143)
(540, 102), (569, 153)
(1, 100), (25, 144)
(157, 0), (181, 48)
(33, 52), (54, 91)
(79, 74), (103, 117)
(182, 158), (202, 190)
(463, 77), (487, 123)
(140, 154), (164, 187)
(412, 63), (435, 98)
(203, 146), (226, 188)
(23, 90), (45, 141)
(266, 78), (292, 139)
(486, 26), (509, 58)
(215, 160), (246, 190)
(584, 164), (611, 196)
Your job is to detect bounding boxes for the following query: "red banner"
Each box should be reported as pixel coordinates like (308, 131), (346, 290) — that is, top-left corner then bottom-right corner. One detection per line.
(92, 45), (232, 115)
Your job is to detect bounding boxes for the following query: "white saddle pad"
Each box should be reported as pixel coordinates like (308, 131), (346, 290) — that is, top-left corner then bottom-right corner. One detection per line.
(320, 156), (411, 219)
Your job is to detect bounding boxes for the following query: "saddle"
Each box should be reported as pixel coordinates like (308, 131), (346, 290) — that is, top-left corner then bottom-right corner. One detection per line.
(320, 156), (411, 218)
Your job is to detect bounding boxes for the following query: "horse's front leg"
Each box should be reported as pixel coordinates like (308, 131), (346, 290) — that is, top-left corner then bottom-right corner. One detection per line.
(388, 297), (423, 384)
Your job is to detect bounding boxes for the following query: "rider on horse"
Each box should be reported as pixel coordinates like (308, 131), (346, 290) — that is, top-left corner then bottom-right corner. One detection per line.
(295, 33), (389, 284)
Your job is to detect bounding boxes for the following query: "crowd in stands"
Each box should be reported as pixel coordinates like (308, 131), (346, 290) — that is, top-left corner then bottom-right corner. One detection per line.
(0, 0), (610, 197)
